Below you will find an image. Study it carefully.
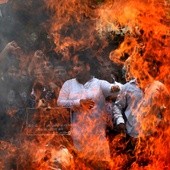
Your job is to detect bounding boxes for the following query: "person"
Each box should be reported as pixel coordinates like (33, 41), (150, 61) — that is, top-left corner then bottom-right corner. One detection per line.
(57, 53), (120, 169)
(0, 41), (27, 142)
(98, 59), (123, 100)
(112, 57), (143, 137)
(98, 59), (120, 84)
(28, 50), (48, 77)
(112, 57), (170, 167)
(98, 58), (123, 153)
(113, 79), (143, 138)
(52, 63), (69, 99)
(29, 67), (56, 109)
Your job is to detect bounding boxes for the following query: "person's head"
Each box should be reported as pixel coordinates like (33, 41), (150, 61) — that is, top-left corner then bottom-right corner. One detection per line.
(33, 82), (44, 100)
(72, 53), (92, 80)
(98, 59), (117, 83)
(54, 63), (68, 83)
(42, 60), (53, 75)
(33, 68), (44, 82)
(54, 66), (67, 78)
(100, 60), (113, 73)
(73, 60), (90, 78)
(34, 50), (46, 62)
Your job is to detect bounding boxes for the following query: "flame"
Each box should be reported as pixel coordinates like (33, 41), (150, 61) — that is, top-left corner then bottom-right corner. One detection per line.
(43, 0), (170, 169)
(2, 0), (169, 169)
(45, 0), (99, 59)
(97, 0), (170, 169)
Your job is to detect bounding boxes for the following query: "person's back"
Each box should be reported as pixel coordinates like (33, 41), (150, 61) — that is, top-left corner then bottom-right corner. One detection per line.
(113, 79), (143, 137)
(134, 80), (170, 137)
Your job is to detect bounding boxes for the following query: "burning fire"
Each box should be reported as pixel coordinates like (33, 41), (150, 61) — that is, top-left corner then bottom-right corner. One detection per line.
(1, 0), (169, 169)
(43, 0), (170, 169)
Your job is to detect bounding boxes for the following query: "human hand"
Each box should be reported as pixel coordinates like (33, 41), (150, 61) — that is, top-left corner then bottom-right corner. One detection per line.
(80, 99), (95, 110)
(34, 50), (46, 60)
(116, 123), (126, 134)
(36, 99), (48, 108)
(3, 41), (21, 55)
(111, 85), (120, 93)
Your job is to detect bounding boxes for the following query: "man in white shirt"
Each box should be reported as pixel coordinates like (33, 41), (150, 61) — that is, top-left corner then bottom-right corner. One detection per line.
(113, 58), (170, 167)
(57, 53), (120, 169)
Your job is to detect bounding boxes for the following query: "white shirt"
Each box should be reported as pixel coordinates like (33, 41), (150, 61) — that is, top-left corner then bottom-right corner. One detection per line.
(113, 80), (169, 138)
(57, 77), (113, 108)
(57, 77), (116, 162)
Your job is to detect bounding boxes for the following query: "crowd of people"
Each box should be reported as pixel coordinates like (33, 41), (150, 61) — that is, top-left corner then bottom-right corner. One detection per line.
(0, 40), (169, 170)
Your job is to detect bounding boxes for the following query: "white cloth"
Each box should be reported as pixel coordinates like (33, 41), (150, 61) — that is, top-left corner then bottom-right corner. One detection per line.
(57, 77), (116, 162)
(113, 79), (143, 137)
(113, 80), (169, 138)
(105, 81), (123, 128)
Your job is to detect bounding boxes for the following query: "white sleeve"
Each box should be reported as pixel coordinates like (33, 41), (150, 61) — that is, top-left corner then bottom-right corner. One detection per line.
(57, 81), (80, 107)
(100, 80), (121, 97)
(100, 80), (112, 97)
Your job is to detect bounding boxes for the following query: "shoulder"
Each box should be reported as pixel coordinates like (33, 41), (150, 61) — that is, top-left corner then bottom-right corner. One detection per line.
(122, 81), (132, 89)
(63, 78), (77, 84)
(149, 81), (169, 95)
(89, 77), (109, 85)
(122, 80), (139, 92)
(153, 80), (166, 89)
(147, 81), (165, 91)
(95, 78), (110, 84)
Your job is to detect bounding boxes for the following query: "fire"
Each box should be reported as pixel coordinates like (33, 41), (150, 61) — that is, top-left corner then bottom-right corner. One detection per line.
(1, 0), (169, 169)
(98, 1), (170, 169)
(45, 0), (98, 58)
(42, 0), (170, 169)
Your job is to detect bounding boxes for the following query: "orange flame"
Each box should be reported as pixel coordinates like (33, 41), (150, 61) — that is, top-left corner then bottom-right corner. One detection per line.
(24, 0), (170, 169)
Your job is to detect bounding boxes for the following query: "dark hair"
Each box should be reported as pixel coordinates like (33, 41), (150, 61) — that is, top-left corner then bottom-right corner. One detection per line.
(33, 82), (44, 92)
(76, 50), (99, 76)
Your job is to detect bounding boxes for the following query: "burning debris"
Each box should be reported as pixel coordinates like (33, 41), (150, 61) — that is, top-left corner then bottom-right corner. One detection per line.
(0, 0), (170, 169)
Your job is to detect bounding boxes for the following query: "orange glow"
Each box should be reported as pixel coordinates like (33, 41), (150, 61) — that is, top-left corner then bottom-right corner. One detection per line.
(0, 0), (8, 4)
(23, 0), (170, 169)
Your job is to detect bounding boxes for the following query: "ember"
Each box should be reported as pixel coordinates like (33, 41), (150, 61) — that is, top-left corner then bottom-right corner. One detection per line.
(0, 0), (170, 169)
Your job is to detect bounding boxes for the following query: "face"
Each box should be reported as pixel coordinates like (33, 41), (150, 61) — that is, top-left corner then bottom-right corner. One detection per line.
(73, 61), (89, 78)
(100, 61), (113, 74)
(99, 61), (115, 82)
(100, 62), (113, 78)
(42, 61), (53, 75)
(54, 66), (67, 80)
(34, 69), (44, 82)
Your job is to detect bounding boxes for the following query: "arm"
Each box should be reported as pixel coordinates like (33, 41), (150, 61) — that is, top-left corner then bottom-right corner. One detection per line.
(0, 41), (21, 62)
(112, 88), (127, 125)
(100, 80), (120, 97)
(57, 81), (80, 107)
(0, 41), (21, 74)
